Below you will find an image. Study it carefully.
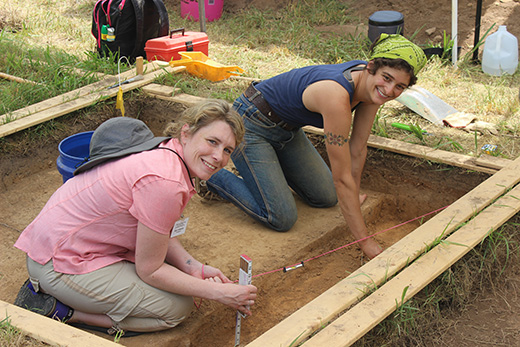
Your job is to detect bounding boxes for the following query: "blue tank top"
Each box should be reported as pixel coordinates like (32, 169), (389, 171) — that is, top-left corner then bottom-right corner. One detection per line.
(255, 60), (367, 128)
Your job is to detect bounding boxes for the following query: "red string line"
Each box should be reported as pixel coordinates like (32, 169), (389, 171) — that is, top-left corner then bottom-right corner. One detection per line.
(196, 206), (449, 310)
(250, 204), (449, 280)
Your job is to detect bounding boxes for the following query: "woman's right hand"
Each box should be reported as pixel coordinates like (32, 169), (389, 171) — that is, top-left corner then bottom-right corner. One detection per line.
(359, 238), (383, 259)
(216, 283), (258, 316)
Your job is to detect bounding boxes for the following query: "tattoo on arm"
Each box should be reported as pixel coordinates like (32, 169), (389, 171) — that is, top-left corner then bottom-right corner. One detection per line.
(324, 132), (349, 146)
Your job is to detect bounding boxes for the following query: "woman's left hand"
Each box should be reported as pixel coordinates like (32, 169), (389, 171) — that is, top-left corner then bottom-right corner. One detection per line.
(198, 264), (232, 284)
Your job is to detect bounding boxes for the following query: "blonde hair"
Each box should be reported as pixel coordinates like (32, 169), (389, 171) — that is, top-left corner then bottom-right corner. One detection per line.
(163, 99), (245, 147)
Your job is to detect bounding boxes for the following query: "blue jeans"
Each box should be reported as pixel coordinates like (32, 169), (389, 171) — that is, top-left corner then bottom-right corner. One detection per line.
(207, 94), (337, 231)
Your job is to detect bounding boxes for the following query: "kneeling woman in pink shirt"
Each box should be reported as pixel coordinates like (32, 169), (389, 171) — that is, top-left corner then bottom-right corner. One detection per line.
(13, 99), (256, 336)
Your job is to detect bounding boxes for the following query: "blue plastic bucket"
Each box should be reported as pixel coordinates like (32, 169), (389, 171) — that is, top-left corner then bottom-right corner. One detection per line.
(56, 131), (93, 183)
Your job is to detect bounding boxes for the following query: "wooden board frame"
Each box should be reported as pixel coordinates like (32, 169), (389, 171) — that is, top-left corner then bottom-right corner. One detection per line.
(2, 88), (517, 346)
(0, 61), (169, 125)
(246, 155), (520, 347)
(0, 62), (181, 139)
(304, 180), (520, 346)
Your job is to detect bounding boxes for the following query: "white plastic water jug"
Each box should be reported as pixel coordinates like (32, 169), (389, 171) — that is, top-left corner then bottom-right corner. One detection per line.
(482, 25), (518, 76)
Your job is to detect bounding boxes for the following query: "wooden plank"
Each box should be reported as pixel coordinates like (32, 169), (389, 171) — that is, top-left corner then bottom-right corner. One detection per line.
(133, 98), (505, 174)
(367, 135), (499, 174)
(0, 66), (184, 138)
(304, 181), (520, 346)
(303, 125), (499, 174)
(475, 153), (512, 170)
(0, 60), (169, 125)
(245, 155), (520, 347)
(167, 93), (207, 106)
(144, 93), (179, 103)
(139, 78), (511, 174)
(0, 300), (121, 347)
(142, 83), (179, 97)
(0, 74), (126, 125)
(142, 92), (201, 104)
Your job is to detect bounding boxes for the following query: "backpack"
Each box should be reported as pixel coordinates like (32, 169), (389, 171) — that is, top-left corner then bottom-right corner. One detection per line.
(92, 0), (169, 63)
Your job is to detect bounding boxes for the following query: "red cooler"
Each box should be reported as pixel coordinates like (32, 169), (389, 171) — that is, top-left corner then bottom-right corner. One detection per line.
(145, 28), (209, 62)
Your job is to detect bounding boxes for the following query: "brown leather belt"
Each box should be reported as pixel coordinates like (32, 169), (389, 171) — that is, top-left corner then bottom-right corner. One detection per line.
(243, 83), (298, 131)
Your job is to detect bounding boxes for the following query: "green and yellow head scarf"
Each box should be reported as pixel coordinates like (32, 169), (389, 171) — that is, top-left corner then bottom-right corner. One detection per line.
(370, 34), (427, 75)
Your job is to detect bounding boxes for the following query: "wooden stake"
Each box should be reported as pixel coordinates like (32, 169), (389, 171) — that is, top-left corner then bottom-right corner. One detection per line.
(136, 56), (144, 76)
(0, 72), (42, 85)
(199, 0), (206, 32)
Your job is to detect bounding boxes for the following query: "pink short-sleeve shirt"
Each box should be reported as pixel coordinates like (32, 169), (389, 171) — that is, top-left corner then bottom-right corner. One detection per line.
(14, 138), (196, 274)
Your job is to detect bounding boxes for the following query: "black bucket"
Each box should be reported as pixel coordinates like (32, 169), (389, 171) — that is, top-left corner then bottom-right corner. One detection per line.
(368, 11), (404, 43)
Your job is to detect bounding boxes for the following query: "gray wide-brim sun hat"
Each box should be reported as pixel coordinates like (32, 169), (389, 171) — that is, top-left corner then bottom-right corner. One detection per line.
(73, 117), (170, 176)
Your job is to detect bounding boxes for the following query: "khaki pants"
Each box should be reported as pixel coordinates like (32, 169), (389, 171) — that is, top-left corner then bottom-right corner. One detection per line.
(26, 257), (193, 332)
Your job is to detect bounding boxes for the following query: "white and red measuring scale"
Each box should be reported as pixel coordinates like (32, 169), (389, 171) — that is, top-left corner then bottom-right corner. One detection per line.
(234, 254), (252, 347)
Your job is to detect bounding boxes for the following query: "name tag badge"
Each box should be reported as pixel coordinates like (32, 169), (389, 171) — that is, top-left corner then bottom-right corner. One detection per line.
(171, 216), (189, 238)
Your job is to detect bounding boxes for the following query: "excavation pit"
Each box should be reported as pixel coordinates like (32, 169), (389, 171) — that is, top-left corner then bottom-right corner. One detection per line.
(0, 99), (488, 346)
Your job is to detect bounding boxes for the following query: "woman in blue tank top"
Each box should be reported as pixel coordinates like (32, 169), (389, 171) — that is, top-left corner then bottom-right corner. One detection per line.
(203, 34), (427, 259)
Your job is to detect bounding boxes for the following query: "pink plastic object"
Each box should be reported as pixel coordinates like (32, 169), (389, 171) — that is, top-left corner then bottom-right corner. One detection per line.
(181, 0), (223, 22)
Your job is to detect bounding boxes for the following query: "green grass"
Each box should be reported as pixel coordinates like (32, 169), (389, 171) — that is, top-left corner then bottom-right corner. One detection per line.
(0, 316), (46, 347)
(210, 0), (369, 63)
(371, 110), (389, 137)
(0, 40), (101, 119)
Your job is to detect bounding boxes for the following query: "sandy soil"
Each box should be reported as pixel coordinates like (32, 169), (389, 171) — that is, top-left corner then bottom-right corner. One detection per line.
(2, 0), (520, 345)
